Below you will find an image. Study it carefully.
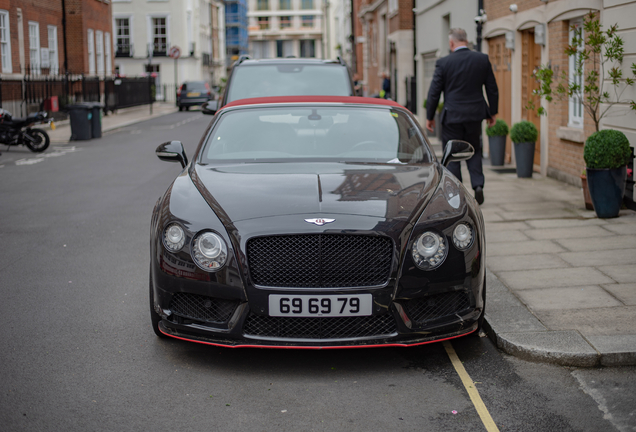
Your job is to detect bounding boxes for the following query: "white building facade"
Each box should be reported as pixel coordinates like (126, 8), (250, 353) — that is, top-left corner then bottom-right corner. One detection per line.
(247, 0), (325, 59)
(112, 0), (226, 99)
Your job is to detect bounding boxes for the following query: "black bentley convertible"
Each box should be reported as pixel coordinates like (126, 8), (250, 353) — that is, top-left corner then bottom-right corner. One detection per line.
(150, 95), (485, 348)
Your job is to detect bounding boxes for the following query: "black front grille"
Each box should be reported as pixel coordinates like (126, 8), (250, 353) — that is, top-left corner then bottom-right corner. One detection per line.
(403, 291), (472, 324)
(169, 293), (239, 324)
(243, 313), (397, 340)
(247, 234), (393, 288)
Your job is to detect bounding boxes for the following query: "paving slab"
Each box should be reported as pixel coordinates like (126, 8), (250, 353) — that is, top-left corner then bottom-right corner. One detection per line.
(486, 230), (530, 243)
(487, 240), (566, 256)
(586, 335), (636, 366)
(484, 221), (531, 232)
(495, 267), (614, 290)
(515, 286), (623, 310)
(601, 283), (636, 305)
(525, 218), (607, 229)
(486, 254), (570, 272)
(559, 249), (636, 266)
(524, 226), (611, 241)
(497, 201), (574, 212)
(598, 265), (636, 283)
(556, 234), (636, 252)
(498, 209), (580, 220)
(533, 306), (636, 337)
(601, 223), (636, 235)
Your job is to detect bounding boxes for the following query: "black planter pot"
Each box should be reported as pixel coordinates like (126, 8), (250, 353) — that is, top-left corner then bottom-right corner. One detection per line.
(489, 135), (506, 166)
(586, 166), (627, 218)
(513, 141), (535, 178)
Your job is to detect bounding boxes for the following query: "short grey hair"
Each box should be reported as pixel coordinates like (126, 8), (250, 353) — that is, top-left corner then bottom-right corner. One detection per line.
(449, 28), (468, 42)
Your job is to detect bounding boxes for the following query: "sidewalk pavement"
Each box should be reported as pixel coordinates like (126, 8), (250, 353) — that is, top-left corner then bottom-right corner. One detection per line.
(44, 102), (179, 143)
(475, 159), (636, 367)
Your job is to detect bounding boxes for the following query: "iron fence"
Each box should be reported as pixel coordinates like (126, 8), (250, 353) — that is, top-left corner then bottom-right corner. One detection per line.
(0, 73), (156, 118)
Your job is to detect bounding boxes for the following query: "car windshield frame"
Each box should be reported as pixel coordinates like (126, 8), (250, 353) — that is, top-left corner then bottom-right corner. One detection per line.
(226, 64), (353, 103)
(197, 104), (434, 166)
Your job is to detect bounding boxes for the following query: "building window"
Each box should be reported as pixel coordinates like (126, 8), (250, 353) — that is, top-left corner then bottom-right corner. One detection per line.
(96, 30), (104, 75)
(301, 15), (314, 28)
(87, 29), (95, 74)
(115, 18), (131, 57)
(279, 16), (292, 29)
(300, 39), (315, 58)
(0, 10), (12, 73)
(569, 19), (584, 128)
(29, 22), (40, 73)
(152, 17), (168, 55)
(279, 0), (291, 9)
(252, 40), (269, 59)
(276, 39), (293, 57)
(105, 32), (112, 74)
(47, 26), (58, 74)
(257, 0), (269, 11)
(258, 17), (269, 30)
(301, 0), (314, 10)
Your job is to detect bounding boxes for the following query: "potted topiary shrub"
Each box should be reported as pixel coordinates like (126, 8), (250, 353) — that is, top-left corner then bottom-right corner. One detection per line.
(510, 121), (538, 178)
(584, 129), (631, 218)
(486, 119), (509, 166)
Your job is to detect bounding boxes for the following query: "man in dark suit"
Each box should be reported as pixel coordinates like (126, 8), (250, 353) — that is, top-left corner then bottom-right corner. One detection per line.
(426, 28), (498, 205)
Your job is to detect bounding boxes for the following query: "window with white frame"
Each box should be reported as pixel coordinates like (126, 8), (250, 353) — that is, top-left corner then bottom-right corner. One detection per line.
(105, 32), (112, 74)
(88, 29), (95, 74)
(29, 21), (40, 73)
(48, 25), (58, 74)
(96, 30), (104, 74)
(115, 18), (131, 56)
(152, 17), (168, 55)
(568, 19), (584, 128)
(0, 10), (11, 73)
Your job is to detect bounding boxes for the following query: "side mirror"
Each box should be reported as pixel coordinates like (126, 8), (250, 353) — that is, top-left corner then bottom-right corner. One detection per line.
(441, 140), (474, 167)
(201, 100), (218, 115)
(156, 141), (188, 168)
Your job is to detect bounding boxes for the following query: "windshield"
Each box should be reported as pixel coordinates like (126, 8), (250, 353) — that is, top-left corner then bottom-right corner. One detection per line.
(200, 106), (432, 164)
(226, 65), (352, 102)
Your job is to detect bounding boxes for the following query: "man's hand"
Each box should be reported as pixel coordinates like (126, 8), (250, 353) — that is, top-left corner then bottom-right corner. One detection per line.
(486, 115), (497, 127)
(426, 119), (435, 133)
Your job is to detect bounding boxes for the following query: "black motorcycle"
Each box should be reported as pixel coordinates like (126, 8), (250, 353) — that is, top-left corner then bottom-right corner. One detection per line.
(0, 109), (52, 153)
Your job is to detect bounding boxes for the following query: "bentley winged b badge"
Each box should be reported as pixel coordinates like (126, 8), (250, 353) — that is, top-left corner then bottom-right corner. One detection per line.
(304, 218), (335, 226)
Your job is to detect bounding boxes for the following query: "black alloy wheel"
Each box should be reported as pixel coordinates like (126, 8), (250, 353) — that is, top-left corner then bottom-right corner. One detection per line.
(25, 128), (50, 153)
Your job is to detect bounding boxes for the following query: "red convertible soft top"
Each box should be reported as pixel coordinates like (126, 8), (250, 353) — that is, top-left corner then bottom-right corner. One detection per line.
(221, 95), (403, 110)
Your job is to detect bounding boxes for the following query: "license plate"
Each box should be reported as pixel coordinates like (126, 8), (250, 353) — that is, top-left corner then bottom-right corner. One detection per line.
(187, 92), (201, 97)
(50, 121), (56, 130)
(269, 294), (372, 317)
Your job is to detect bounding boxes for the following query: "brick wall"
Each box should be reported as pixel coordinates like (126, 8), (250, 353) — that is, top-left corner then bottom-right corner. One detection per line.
(389, 0), (412, 33)
(0, 0), (113, 75)
(484, 0), (538, 22)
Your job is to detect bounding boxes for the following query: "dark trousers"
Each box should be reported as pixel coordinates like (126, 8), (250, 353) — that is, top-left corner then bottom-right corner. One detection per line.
(442, 120), (484, 190)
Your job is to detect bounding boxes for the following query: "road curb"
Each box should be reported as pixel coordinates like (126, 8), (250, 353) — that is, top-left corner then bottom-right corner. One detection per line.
(484, 268), (636, 367)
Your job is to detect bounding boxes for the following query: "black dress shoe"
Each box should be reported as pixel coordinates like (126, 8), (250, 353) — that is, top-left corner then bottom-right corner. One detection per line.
(474, 186), (484, 205)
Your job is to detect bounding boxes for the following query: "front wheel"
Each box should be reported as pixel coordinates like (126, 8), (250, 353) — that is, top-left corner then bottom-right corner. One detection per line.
(25, 128), (50, 153)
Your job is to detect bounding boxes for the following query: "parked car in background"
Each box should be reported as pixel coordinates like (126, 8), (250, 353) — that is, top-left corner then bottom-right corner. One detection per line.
(151, 95), (486, 349)
(201, 57), (356, 115)
(177, 81), (213, 111)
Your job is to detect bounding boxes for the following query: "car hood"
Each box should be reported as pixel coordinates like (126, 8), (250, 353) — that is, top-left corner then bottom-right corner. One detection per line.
(192, 162), (440, 222)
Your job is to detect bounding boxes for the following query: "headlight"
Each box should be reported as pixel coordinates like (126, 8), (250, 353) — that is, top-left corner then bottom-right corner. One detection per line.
(163, 223), (185, 252)
(412, 231), (447, 270)
(192, 231), (227, 271)
(452, 223), (473, 250)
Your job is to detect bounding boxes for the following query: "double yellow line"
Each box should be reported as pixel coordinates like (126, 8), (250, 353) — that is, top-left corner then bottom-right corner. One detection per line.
(443, 341), (500, 432)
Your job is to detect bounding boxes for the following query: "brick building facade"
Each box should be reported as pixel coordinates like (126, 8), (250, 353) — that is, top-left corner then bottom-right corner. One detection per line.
(482, 0), (636, 186)
(0, 0), (113, 76)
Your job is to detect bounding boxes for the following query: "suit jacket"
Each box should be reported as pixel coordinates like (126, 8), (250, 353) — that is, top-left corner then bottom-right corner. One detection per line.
(426, 48), (498, 124)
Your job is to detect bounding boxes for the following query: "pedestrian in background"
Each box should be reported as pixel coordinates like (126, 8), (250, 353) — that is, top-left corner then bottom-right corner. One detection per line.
(380, 72), (391, 99)
(425, 28), (498, 205)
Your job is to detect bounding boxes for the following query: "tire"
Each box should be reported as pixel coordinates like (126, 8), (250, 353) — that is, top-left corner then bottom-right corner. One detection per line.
(185, 106), (190, 111)
(25, 128), (50, 153)
(178, 105), (183, 111)
(149, 268), (168, 338)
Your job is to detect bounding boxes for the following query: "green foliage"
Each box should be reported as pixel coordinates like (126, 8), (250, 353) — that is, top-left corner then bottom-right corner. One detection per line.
(510, 121), (538, 143)
(583, 129), (631, 169)
(530, 12), (636, 132)
(486, 119), (509, 137)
